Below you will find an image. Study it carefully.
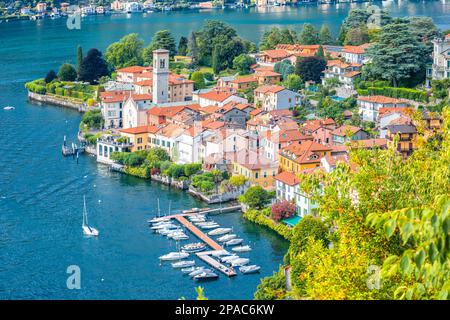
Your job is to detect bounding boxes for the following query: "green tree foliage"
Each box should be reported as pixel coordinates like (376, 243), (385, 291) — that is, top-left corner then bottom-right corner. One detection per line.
(105, 33), (144, 69)
(408, 16), (440, 56)
(143, 30), (177, 64)
(299, 23), (319, 45)
(315, 45), (325, 59)
(191, 71), (205, 90)
(78, 48), (110, 84)
(80, 109), (104, 130)
(289, 215), (329, 257)
(45, 70), (57, 83)
(254, 270), (287, 300)
(58, 63), (77, 81)
(260, 27), (297, 50)
(295, 56), (326, 83)
(274, 59), (295, 80)
(319, 25), (333, 45)
(187, 31), (199, 64)
(240, 186), (272, 210)
(145, 147), (170, 169)
(344, 26), (369, 46)
(282, 74), (303, 92)
(177, 36), (188, 56)
(229, 175), (248, 187)
(233, 54), (256, 75)
(364, 20), (429, 87)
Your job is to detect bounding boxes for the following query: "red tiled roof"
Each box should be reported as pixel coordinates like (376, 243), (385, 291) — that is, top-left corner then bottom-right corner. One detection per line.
(100, 91), (151, 103)
(331, 125), (364, 137)
(198, 90), (234, 102)
(358, 95), (408, 104)
(120, 125), (159, 134)
(117, 66), (152, 74)
(280, 140), (331, 165)
(254, 85), (285, 94)
(274, 171), (300, 186)
(262, 49), (291, 59)
(231, 75), (257, 84)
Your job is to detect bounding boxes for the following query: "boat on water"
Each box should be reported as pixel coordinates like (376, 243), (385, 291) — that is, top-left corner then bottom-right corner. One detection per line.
(157, 227), (182, 235)
(193, 272), (219, 281)
(195, 221), (217, 226)
(220, 255), (240, 263)
(210, 249), (230, 257)
(181, 242), (207, 253)
(189, 217), (206, 223)
(181, 266), (197, 274)
(217, 234), (237, 242)
(225, 238), (243, 246)
(148, 217), (169, 224)
(82, 196), (99, 237)
(231, 258), (250, 267)
(3, 106), (14, 110)
(151, 223), (177, 230)
(172, 234), (189, 241)
(208, 227), (232, 236)
(183, 207), (209, 214)
(159, 252), (189, 261)
(171, 260), (195, 268)
(240, 265), (261, 274)
(232, 245), (252, 253)
(199, 224), (220, 230)
(189, 267), (213, 277)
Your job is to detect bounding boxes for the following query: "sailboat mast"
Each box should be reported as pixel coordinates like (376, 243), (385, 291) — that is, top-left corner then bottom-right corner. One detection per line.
(83, 196), (89, 226)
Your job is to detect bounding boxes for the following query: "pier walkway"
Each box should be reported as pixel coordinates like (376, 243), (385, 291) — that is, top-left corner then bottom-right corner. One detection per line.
(174, 216), (222, 251)
(197, 251), (237, 277)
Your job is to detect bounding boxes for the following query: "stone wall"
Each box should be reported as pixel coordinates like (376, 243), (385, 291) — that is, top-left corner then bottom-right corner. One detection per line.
(28, 92), (86, 112)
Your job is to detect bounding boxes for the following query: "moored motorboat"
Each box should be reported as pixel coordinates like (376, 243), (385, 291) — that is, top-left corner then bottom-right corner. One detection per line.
(220, 255), (240, 263)
(171, 260), (195, 268)
(232, 245), (252, 253)
(172, 234), (189, 241)
(210, 249), (230, 257)
(217, 234), (237, 242)
(193, 272), (219, 281)
(148, 217), (170, 224)
(3, 106), (15, 110)
(189, 267), (211, 277)
(231, 258), (250, 267)
(199, 224), (220, 230)
(181, 242), (207, 253)
(225, 238), (243, 246)
(208, 227), (232, 236)
(181, 266), (197, 274)
(239, 265), (261, 274)
(159, 252), (189, 261)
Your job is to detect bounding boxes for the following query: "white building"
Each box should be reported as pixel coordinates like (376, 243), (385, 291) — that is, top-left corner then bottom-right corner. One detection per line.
(254, 85), (301, 112)
(357, 95), (410, 122)
(175, 126), (214, 164)
(196, 90), (248, 108)
(96, 136), (133, 165)
(322, 60), (361, 89)
(431, 35), (450, 80)
(122, 96), (152, 129)
(342, 44), (370, 65)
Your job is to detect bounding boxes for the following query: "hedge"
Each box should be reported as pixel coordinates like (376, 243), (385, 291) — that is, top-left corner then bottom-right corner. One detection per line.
(124, 166), (150, 179)
(357, 86), (428, 103)
(243, 209), (293, 241)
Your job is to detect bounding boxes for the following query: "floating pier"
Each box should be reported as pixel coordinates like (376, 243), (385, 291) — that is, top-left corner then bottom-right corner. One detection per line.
(174, 215), (223, 251)
(197, 251), (237, 277)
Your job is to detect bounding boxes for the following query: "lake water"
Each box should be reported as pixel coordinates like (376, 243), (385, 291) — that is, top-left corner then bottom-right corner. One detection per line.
(0, 1), (448, 299)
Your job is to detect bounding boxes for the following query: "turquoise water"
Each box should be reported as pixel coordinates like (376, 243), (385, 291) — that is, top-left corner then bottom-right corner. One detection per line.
(0, 2), (449, 300)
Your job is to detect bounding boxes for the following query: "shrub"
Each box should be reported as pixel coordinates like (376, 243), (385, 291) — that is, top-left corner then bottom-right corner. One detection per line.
(240, 186), (273, 210)
(271, 201), (296, 221)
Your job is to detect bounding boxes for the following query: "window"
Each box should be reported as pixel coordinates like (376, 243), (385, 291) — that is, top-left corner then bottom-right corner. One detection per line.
(137, 138), (142, 144)
(255, 172), (259, 179)
(99, 145), (103, 156)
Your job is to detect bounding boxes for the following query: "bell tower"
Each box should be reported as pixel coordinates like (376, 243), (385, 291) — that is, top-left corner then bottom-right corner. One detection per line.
(152, 49), (169, 104)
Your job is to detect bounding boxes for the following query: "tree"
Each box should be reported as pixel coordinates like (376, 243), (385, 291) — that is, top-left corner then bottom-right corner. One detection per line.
(177, 36), (188, 56)
(240, 186), (272, 210)
(299, 23), (319, 45)
(105, 33), (144, 69)
(274, 59), (295, 80)
(271, 201), (296, 221)
(45, 70), (57, 83)
(191, 71), (205, 90)
(289, 215), (329, 256)
(315, 45), (325, 59)
(77, 45), (83, 77)
(80, 109), (104, 129)
(233, 54), (256, 75)
(78, 48), (110, 84)
(295, 56), (326, 83)
(282, 74), (303, 92)
(364, 20), (429, 87)
(143, 30), (177, 64)
(229, 175), (247, 188)
(344, 26), (369, 46)
(58, 63), (77, 81)
(260, 27), (297, 50)
(319, 25), (333, 45)
(188, 31), (199, 63)
(408, 16), (440, 56)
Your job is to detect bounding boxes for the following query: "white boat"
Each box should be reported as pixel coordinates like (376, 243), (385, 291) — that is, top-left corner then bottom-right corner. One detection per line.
(210, 249), (230, 257)
(172, 234), (189, 241)
(82, 196), (99, 237)
(200, 224), (220, 230)
(189, 267), (211, 277)
(195, 221), (217, 226)
(181, 266), (197, 274)
(217, 234), (237, 242)
(151, 223), (177, 230)
(148, 217), (169, 224)
(171, 260), (195, 268)
(189, 217), (206, 223)
(193, 272), (219, 280)
(208, 228), (232, 236)
(239, 265), (261, 274)
(231, 258), (250, 267)
(3, 106), (14, 110)
(220, 255), (240, 263)
(225, 238), (243, 246)
(158, 228), (182, 235)
(159, 252), (189, 261)
(181, 242), (207, 253)
(232, 245), (252, 253)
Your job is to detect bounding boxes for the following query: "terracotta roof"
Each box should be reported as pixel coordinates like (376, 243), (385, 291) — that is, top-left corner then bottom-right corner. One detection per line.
(343, 71), (361, 78)
(322, 154), (349, 167)
(156, 123), (186, 138)
(302, 118), (336, 133)
(280, 140), (331, 165)
(198, 90), (234, 102)
(231, 75), (257, 84)
(232, 149), (278, 170)
(100, 91), (151, 103)
(274, 171), (300, 186)
(200, 105), (221, 115)
(120, 125), (158, 135)
(117, 66), (152, 74)
(250, 108), (264, 116)
(202, 119), (226, 130)
(331, 125), (364, 137)
(262, 49), (291, 59)
(351, 139), (388, 149)
(255, 70), (281, 77)
(343, 43), (370, 54)
(147, 105), (185, 117)
(358, 95), (408, 105)
(254, 85), (286, 94)
(378, 107), (414, 117)
(264, 129), (311, 143)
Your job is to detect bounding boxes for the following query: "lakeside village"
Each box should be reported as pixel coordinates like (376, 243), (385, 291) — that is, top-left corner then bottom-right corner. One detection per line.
(2, 0), (391, 22)
(25, 10), (450, 298)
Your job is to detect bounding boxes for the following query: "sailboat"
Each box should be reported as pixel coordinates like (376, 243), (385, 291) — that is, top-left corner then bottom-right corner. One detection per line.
(82, 196), (99, 236)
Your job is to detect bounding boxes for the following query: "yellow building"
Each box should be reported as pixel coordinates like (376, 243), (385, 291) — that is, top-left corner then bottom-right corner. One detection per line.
(279, 140), (331, 175)
(119, 125), (158, 152)
(231, 149), (279, 189)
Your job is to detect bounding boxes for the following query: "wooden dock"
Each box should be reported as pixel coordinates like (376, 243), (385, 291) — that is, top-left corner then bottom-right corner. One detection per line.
(174, 216), (222, 251)
(197, 251), (237, 277)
